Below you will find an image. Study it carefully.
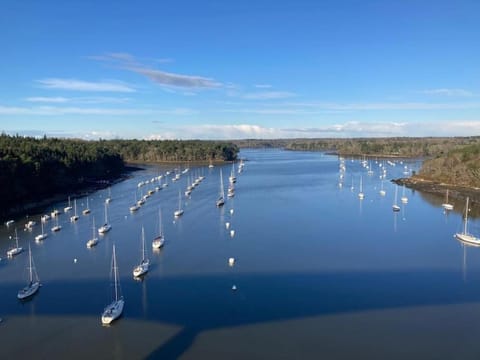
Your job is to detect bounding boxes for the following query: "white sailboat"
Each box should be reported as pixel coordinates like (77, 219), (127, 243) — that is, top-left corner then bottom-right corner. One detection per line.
(105, 187), (112, 204)
(130, 191), (140, 212)
(133, 226), (149, 277)
(455, 197), (480, 245)
(82, 197), (91, 215)
(51, 214), (62, 232)
(358, 176), (365, 200)
(70, 199), (79, 222)
(35, 221), (48, 242)
(64, 196), (73, 212)
(87, 217), (99, 248)
(229, 162), (237, 184)
(216, 169), (225, 207)
(17, 244), (40, 300)
(7, 228), (23, 257)
(98, 203), (112, 234)
(101, 244), (124, 325)
(442, 189), (454, 210)
(401, 185), (408, 204)
(392, 186), (401, 212)
(379, 179), (386, 196)
(152, 209), (165, 249)
(174, 190), (184, 217)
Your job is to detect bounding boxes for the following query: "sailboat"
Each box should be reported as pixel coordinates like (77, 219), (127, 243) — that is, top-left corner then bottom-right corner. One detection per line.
(133, 226), (149, 277)
(152, 209), (165, 249)
(82, 197), (91, 215)
(35, 221), (48, 242)
(105, 187), (112, 204)
(87, 217), (99, 248)
(98, 203), (112, 234)
(216, 169), (225, 207)
(401, 185), (408, 204)
(51, 214), (62, 232)
(358, 176), (365, 200)
(442, 189), (454, 210)
(17, 244), (40, 300)
(174, 190), (184, 217)
(7, 228), (23, 257)
(455, 197), (480, 245)
(229, 162), (237, 184)
(64, 196), (73, 212)
(392, 186), (401, 212)
(130, 191), (140, 212)
(101, 244), (124, 325)
(70, 199), (79, 222)
(379, 179), (386, 196)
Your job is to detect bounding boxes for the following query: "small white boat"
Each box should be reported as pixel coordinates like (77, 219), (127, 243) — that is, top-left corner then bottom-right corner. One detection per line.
(174, 190), (184, 217)
(105, 187), (112, 204)
(70, 199), (79, 222)
(98, 203), (112, 234)
(229, 162), (237, 183)
(455, 197), (480, 246)
(101, 245), (124, 325)
(51, 209), (60, 217)
(5, 219), (15, 226)
(35, 221), (48, 242)
(51, 216), (62, 232)
(392, 186), (401, 212)
(152, 209), (165, 249)
(64, 196), (73, 212)
(442, 189), (454, 211)
(17, 244), (40, 300)
(358, 176), (365, 200)
(7, 229), (23, 257)
(82, 197), (91, 215)
(400, 185), (408, 204)
(133, 227), (150, 277)
(41, 214), (50, 222)
(216, 169), (225, 207)
(87, 217), (99, 248)
(25, 220), (36, 230)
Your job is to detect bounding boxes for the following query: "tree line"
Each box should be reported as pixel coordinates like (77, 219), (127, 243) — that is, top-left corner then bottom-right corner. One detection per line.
(0, 134), (239, 219)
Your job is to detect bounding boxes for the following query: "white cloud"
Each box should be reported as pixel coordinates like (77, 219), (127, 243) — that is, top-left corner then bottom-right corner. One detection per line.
(37, 78), (136, 92)
(243, 91), (297, 100)
(254, 84), (272, 88)
(421, 88), (474, 97)
(26, 96), (69, 103)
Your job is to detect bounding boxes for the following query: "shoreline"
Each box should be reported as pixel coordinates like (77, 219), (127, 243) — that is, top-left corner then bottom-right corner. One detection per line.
(393, 177), (480, 203)
(2, 166), (143, 223)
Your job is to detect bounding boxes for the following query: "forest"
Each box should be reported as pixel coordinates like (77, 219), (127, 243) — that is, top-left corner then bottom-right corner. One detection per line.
(0, 134), (239, 219)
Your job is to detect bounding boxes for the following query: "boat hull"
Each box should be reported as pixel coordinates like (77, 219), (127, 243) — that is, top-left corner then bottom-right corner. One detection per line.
(101, 299), (124, 325)
(455, 233), (480, 246)
(17, 281), (40, 300)
(133, 261), (149, 277)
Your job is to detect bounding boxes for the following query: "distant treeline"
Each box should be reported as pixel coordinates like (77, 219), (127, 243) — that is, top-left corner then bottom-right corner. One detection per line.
(233, 137), (480, 158)
(0, 135), (239, 219)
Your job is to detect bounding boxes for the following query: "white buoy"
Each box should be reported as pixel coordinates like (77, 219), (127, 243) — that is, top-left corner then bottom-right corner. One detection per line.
(230, 230), (235, 237)
(225, 222), (230, 229)
(230, 209), (234, 215)
(74, 258), (77, 263)
(232, 285), (237, 291)
(228, 257), (235, 266)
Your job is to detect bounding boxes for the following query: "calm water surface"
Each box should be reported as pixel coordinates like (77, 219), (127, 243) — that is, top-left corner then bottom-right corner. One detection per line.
(1, 149), (480, 359)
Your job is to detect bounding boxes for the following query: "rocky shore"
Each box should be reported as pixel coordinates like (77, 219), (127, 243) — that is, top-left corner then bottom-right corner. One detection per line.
(393, 176), (480, 203)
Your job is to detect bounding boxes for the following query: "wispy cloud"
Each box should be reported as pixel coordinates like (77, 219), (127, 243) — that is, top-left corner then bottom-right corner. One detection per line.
(243, 91), (297, 100)
(254, 84), (272, 89)
(0, 104), (194, 116)
(91, 52), (222, 89)
(421, 88), (474, 97)
(36, 78), (136, 92)
(26, 96), (69, 103)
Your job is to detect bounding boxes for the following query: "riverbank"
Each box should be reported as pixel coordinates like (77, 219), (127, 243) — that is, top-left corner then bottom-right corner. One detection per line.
(393, 176), (480, 203)
(2, 165), (143, 223)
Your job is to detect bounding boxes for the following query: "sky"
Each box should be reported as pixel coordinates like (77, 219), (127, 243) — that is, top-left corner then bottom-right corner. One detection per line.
(1, 0), (480, 140)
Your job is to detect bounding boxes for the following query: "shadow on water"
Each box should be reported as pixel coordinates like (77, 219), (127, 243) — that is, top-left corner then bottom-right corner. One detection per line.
(2, 268), (480, 358)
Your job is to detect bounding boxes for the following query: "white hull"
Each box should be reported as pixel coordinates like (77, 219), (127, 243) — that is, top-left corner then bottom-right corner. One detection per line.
(442, 203), (454, 210)
(98, 224), (112, 234)
(130, 205), (140, 212)
(70, 215), (79, 222)
(133, 261), (149, 277)
(17, 281), (40, 300)
(101, 299), (124, 325)
(51, 225), (62, 232)
(392, 205), (400, 212)
(87, 238), (99, 248)
(64, 206), (72, 212)
(455, 233), (480, 246)
(152, 236), (165, 249)
(35, 233), (48, 242)
(82, 209), (91, 215)
(216, 197), (225, 207)
(7, 247), (23, 257)
(174, 209), (184, 217)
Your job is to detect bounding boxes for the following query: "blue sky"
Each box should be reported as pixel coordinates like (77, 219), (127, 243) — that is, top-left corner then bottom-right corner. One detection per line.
(1, 0), (480, 139)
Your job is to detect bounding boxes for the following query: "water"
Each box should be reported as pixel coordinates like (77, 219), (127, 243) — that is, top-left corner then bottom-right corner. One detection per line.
(1, 149), (480, 359)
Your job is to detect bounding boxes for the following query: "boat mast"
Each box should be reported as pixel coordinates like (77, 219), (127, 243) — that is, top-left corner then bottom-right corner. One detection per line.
(113, 245), (118, 301)
(28, 244), (33, 283)
(220, 170), (224, 198)
(464, 197), (470, 235)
